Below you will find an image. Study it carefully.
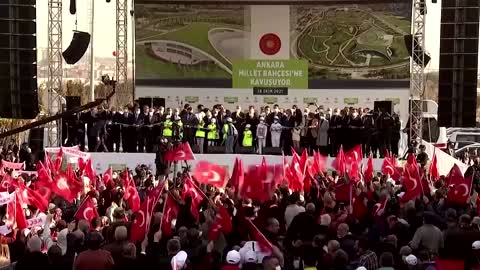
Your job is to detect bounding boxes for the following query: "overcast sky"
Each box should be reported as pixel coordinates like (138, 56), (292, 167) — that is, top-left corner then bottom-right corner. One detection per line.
(35, 0), (454, 71)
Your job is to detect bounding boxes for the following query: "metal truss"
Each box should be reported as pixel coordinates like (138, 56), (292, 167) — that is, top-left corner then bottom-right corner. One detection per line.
(47, 0), (63, 147)
(409, 0), (426, 145)
(116, 0), (129, 105)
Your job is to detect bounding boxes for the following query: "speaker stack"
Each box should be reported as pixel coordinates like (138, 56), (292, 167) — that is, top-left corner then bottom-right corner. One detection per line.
(0, 0), (39, 119)
(438, 0), (480, 127)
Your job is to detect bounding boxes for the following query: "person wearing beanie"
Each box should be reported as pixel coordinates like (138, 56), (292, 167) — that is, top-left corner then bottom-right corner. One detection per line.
(222, 250), (241, 270)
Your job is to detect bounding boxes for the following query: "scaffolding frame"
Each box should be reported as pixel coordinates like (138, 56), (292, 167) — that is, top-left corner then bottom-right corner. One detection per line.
(116, 0), (129, 106)
(409, 0), (426, 146)
(47, 0), (63, 147)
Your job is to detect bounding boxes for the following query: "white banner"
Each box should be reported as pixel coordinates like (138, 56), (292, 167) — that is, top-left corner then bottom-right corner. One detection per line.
(12, 170), (38, 178)
(45, 145), (79, 153)
(0, 192), (15, 206)
(26, 215), (46, 228)
(61, 147), (91, 159)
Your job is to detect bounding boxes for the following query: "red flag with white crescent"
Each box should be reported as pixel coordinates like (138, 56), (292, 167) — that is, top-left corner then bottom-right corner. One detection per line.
(332, 145), (346, 176)
(161, 194), (179, 237)
(363, 153), (374, 183)
(7, 193), (27, 230)
(75, 196), (98, 222)
(164, 142), (195, 162)
(193, 161), (227, 188)
(102, 167), (113, 186)
(429, 152), (440, 181)
(54, 148), (63, 172)
(130, 183), (164, 241)
(182, 178), (205, 220)
(400, 161), (422, 203)
(446, 165), (472, 204)
(230, 158), (244, 192)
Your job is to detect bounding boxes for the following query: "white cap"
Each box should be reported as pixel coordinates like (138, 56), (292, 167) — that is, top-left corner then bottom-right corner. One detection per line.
(405, 254), (417, 265)
(226, 117), (233, 123)
(473, 241), (480, 250)
(259, 117), (265, 121)
(245, 124), (251, 128)
(356, 267), (367, 270)
(226, 250), (241, 265)
(244, 250), (257, 263)
(171, 250), (188, 269)
(211, 118), (216, 123)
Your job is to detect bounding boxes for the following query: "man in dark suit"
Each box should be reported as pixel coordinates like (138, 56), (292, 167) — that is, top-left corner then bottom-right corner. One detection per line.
(122, 107), (134, 152)
(133, 106), (145, 153)
(181, 105), (197, 147)
(85, 108), (99, 152)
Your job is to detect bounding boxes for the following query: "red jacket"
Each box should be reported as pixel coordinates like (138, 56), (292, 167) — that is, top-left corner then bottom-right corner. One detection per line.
(221, 265), (241, 270)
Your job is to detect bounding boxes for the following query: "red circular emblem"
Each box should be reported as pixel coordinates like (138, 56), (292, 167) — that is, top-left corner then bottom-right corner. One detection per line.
(259, 33), (281, 55)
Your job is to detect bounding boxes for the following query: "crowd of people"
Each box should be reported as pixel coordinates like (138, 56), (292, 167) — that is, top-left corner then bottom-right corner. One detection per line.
(63, 103), (402, 157)
(0, 142), (478, 270)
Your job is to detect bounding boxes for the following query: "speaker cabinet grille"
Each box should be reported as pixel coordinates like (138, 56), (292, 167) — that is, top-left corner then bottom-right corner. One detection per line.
(0, 1), (38, 119)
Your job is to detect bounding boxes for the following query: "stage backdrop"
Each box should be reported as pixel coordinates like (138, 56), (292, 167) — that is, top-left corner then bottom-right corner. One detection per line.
(134, 1), (412, 89)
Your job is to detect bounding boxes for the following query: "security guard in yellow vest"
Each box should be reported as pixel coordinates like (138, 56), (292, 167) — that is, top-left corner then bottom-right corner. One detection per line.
(207, 118), (217, 146)
(163, 118), (173, 138)
(195, 119), (206, 154)
(242, 124), (253, 147)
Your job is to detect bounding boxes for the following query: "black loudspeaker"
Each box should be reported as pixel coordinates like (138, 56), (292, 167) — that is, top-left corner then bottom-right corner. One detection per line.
(28, 127), (44, 159)
(263, 147), (283, 155)
(207, 146), (225, 154)
(138, 97), (153, 109)
(62, 31), (91, 64)
(438, 0), (479, 127)
(374, 101), (393, 115)
(404, 34), (431, 66)
(66, 96), (81, 110)
(0, 0), (38, 119)
(152, 98), (165, 108)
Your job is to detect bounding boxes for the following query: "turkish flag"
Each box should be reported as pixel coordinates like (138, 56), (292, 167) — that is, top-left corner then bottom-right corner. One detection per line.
(193, 161), (227, 188)
(161, 194), (179, 237)
(241, 158), (278, 202)
(54, 148), (63, 172)
(182, 178), (205, 220)
(123, 169), (140, 212)
(245, 218), (272, 252)
(381, 157), (395, 176)
(75, 196), (98, 222)
(164, 142), (195, 161)
(65, 164), (75, 183)
(400, 161), (422, 203)
(349, 159), (360, 182)
(0, 173), (17, 192)
(208, 206), (233, 241)
(363, 153), (374, 183)
(52, 173), (77, 203)
(332, 145), (346, 176)
(373, 197), (389, 216)
(230, 158), (244, 192)
(102, 167), (113, 186)
(429, 152), (440, 181)
(84, 159), (97, 187)
(447, 165), (472, 204)
(345, 144), (363, 163)
(44, 153), (55, 174)
(17, 182), (49, 212)
(130, 183), (164, 241)
(7, 193), (27, 229)
(288, 154), (305, 192)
